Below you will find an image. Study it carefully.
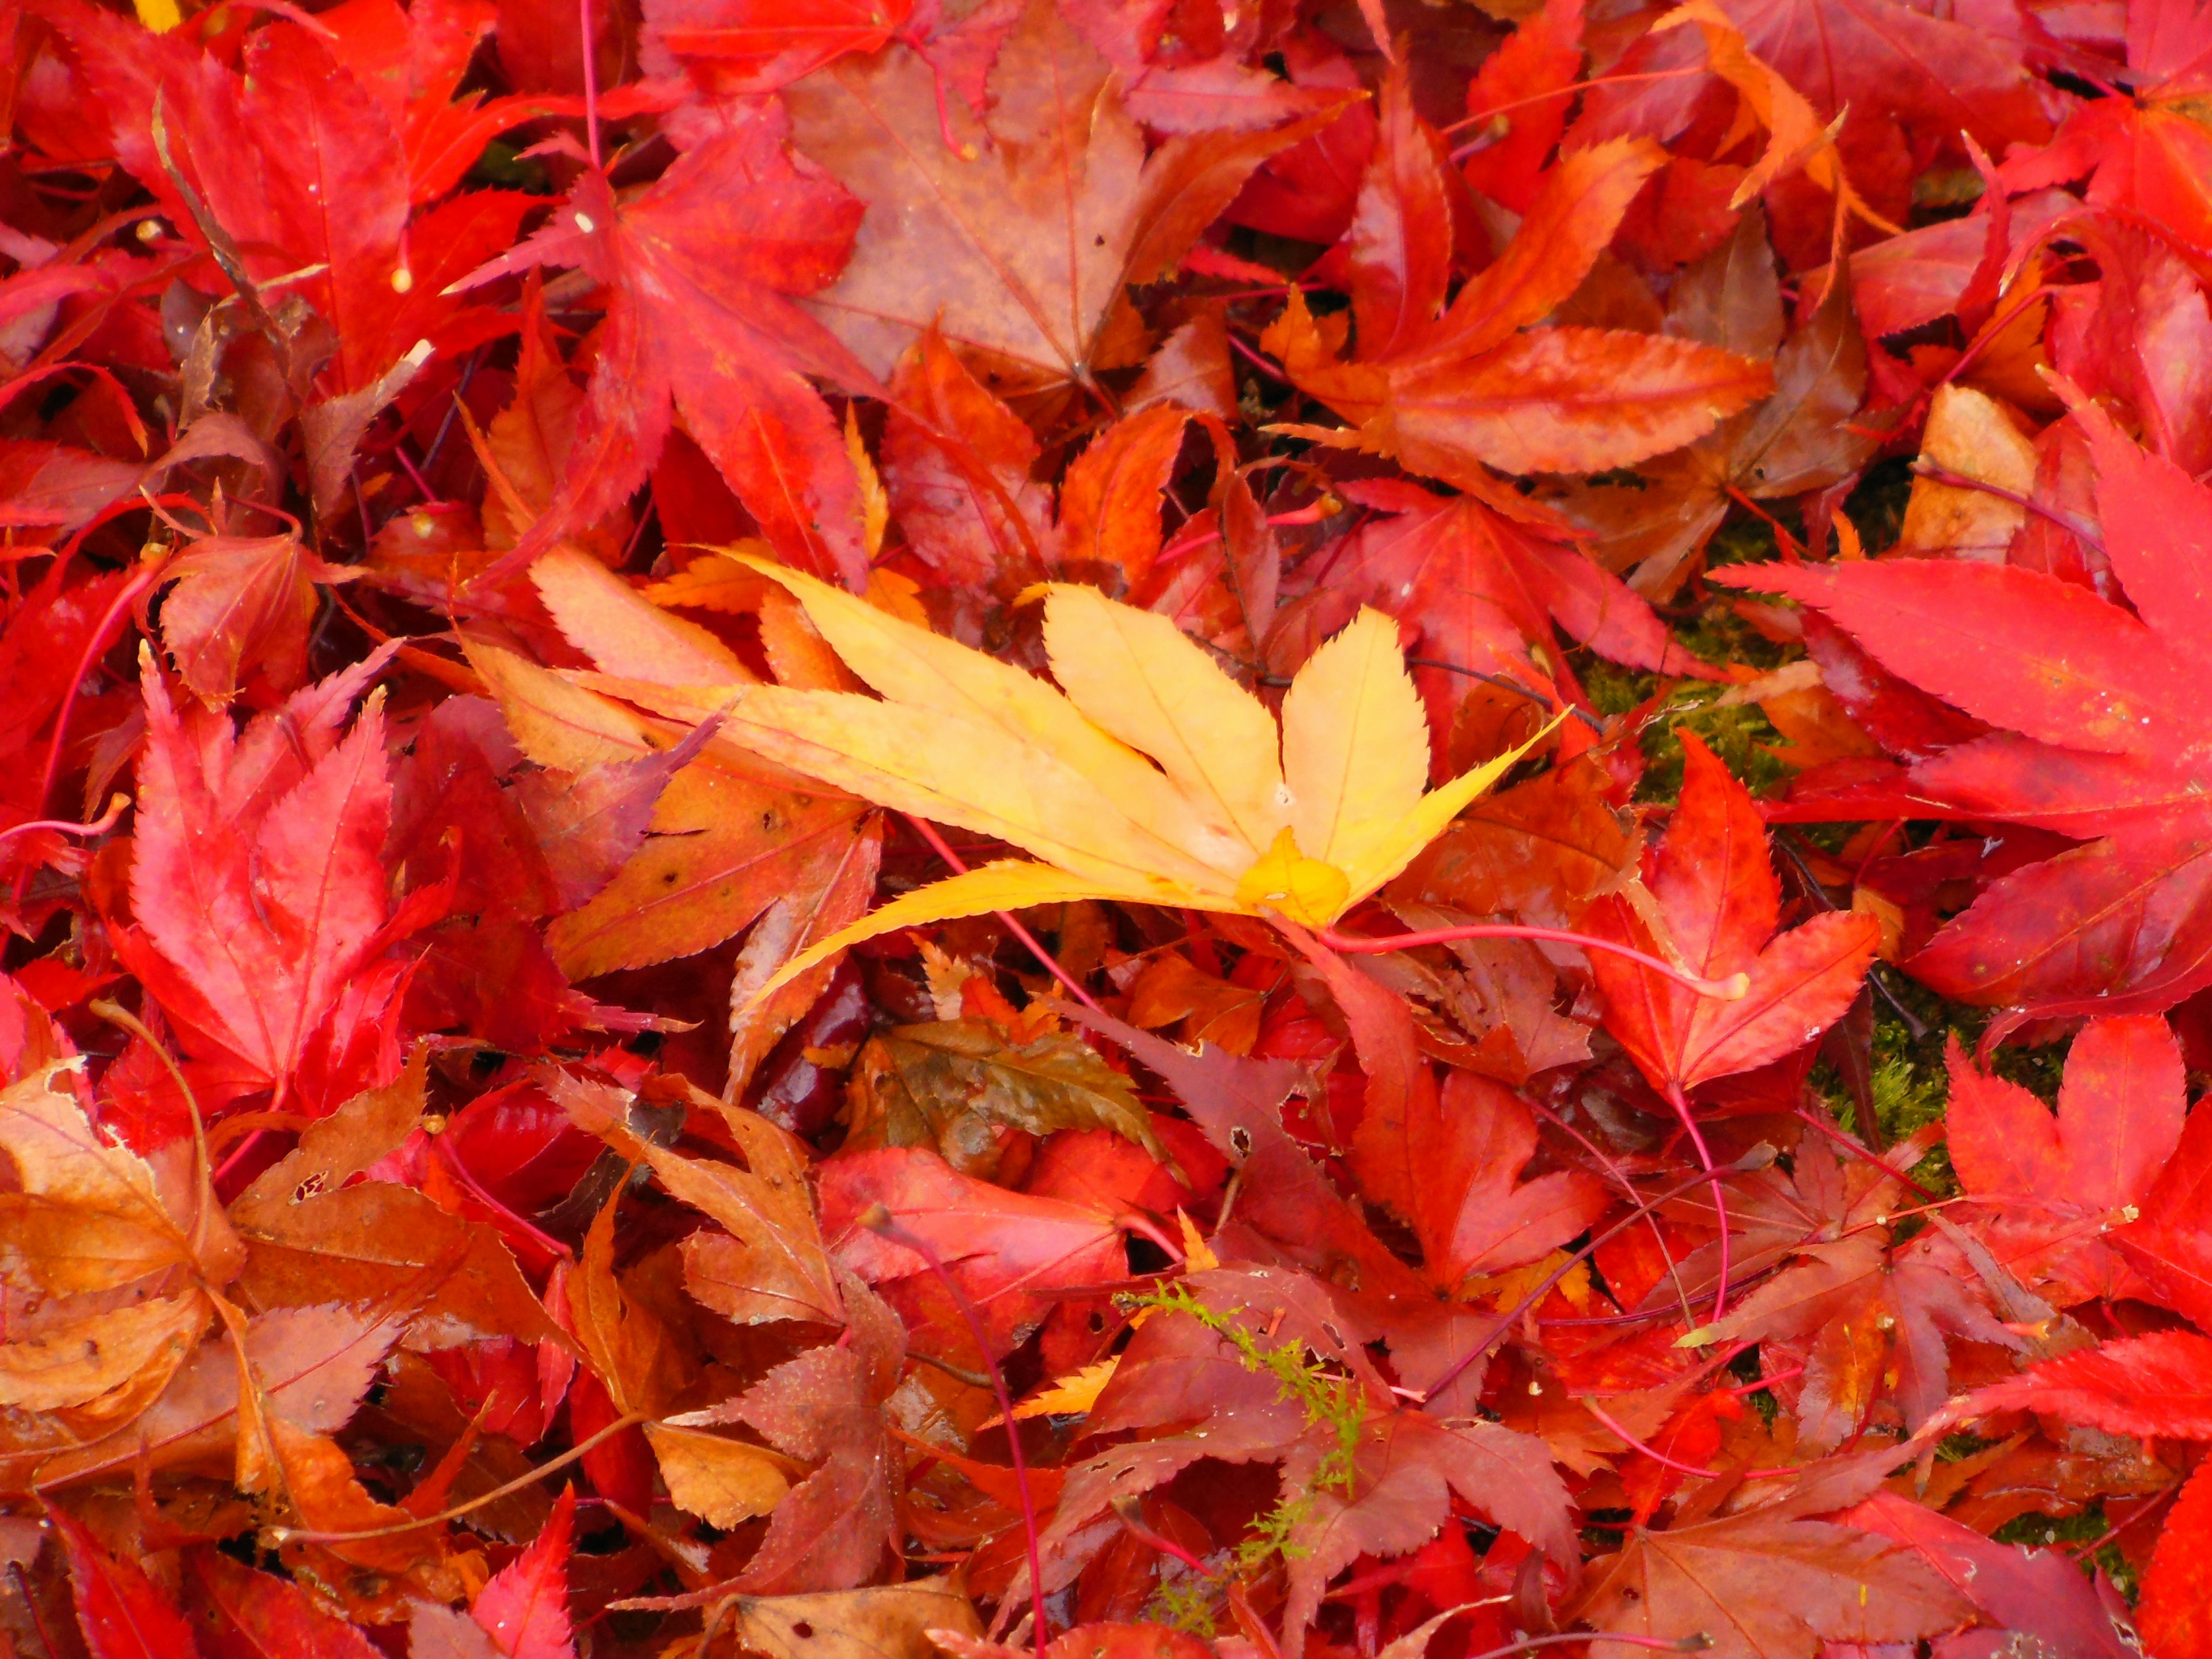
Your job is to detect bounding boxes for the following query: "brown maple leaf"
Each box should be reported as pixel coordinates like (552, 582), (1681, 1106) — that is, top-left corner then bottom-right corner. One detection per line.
(785, 0), (1337, 394)
(1574, 1481), (1972, 1659)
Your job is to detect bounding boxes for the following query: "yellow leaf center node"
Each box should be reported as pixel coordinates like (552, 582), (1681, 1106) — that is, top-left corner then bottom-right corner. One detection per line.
(1235, 828), (1353, 927)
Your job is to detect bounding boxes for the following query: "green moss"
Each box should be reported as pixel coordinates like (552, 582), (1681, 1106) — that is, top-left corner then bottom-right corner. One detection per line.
(1987, 1032), (2069, 1103)
(1579, 656), (1653, 721)
(1571, 573), (1801, 806)
(1149, 1571), (1221, 1638)
(1703, 502), (1793, 570)
(1809, 976), (1960, 1196)
(1640, 698), (1794, 804)
(1126, 1282), (1369, 1629)
(467, 140), (553, 194)
(1991, 1504), (2135, 1599)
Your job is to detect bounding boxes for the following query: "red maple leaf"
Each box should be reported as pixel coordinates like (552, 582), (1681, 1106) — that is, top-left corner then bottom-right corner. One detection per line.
(1584, 730), (1878, 1099)
(1946, 1014), (2184, 1308)
(471, 1486), (577, 1658)
(35, 0), (528, 393)
(1296, 478), (1712, 740)
(821, 1145), (1130, 1362)
(457, 108), (877, 586)
(52, 1509), (202, 1659)
(2003, 0), (2212, 249)
(1715, 397), (2212, 1025)
(113, 649), (434, 1127)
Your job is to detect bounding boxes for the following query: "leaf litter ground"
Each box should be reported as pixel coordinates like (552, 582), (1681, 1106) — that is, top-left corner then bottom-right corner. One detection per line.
(4, 0), (2212, 1655)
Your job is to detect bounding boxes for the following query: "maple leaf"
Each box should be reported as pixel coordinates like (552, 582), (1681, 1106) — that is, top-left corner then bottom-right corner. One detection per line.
(1551, 210), (1873, 594)
(1264, 139), (1773, 486)
(0, 440), (144, 537)
(663, 1580), (982, 1659)
(0, 559), (135, 875)
(726, 1343), (901, 1592)
(1030, 1264), (1574, 1643)
(2108, 1084), (2212, 1332)
(846, 1018), (1161, 1173)
(1399, 751), (1639, 926)
(642, 1418), (792, 1531)
(2142, 1456), (2212, 1659)
(229, 1055), (566, 1351)
(643, 0), (915, 89)
(1713, 396), (2212, 1024)
(471, 1486), (577, 1658)
(383, 692), (715, 1051)
(187, 1548), (387, 1659)
(467, 577), (872, 983)
(316, 0), (559, 204)
(3, 1301), (402, 1495)
(1576, 0), (2047, 187)
(114, 649), (423, 1120)
(455, 107), (878, 585)
(1573, 1483), (1973, 1659)
(1302, 937), (1607, 1291)
(1946, 1015), (2183, 1308)
(0, 1060), (240, 1429)
(1073, 1005), (1510, 1412)
(1459, 0), (1587, 216)
(1400, 1071), (1612, 1289)
(35, 0), (526, 397)
(878, 324), (1055, 589)
(1843, 1490), (2139, 1658)
(1960, 1327), (2212, 1440)
(783, 0), (1332, 393)
(823, 1145), (1128, 1361)
(643, 557), (1538, 998)
(1305, 477), (1713, 737)
(555, 1069), (849, 1329)
(934, 1624), (1215, 1659)
(1583, 731), (1878, 1098)
(1687, 1197), (2020, 1452)
(53, 1508), (203, 1659)
(2003, 0), (2212, 250)
(156, 531), (347, 708)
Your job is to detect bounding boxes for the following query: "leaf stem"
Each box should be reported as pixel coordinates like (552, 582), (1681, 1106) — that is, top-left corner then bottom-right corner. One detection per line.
(579, 0), (602, 169)
(1440, 65), (1711, 137)
(1666, 1080), (1731, 1324)
(859, 1205), (1052, 1652)
(1317, 922), (1748, 1000)
(1579, 1397), (1801, 1482)
(902, 813), (1107, 1016)
(1791, 1104), (1938, 1202)
(1420, 1147), (1775, 1404)
(434, 1131), (576, 1262)
(33, 558), (164, 827)
(269, 1410), (649, 1542)
(1528, 1097), (1698, 1331)
(1910, 457), (2101, 550)
(0, 794), (129, 851)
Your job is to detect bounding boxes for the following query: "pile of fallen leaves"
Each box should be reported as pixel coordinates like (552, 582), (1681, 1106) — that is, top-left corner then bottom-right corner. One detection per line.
(8, 0), (2212, 1651)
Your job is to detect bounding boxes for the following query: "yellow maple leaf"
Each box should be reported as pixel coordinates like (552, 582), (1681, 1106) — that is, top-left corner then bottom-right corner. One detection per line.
(649, 557), (1546, 1000)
